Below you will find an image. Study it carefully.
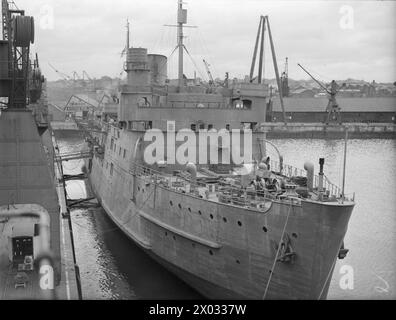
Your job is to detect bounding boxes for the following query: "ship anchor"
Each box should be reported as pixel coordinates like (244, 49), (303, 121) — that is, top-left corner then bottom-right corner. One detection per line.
(276, 233), (296, 264)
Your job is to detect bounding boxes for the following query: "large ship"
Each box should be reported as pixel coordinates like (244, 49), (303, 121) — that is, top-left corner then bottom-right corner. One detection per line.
(86, 1), (355, 299)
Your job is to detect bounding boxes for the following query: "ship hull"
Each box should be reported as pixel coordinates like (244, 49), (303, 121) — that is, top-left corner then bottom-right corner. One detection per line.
(86, 128), (354, 299)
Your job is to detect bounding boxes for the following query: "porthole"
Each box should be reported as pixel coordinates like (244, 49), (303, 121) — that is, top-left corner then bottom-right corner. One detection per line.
(237, 221), (242, 227)
(263, 226), (268, 233)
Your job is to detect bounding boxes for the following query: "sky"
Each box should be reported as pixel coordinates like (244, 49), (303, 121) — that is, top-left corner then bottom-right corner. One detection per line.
(6, 0), (396, 82)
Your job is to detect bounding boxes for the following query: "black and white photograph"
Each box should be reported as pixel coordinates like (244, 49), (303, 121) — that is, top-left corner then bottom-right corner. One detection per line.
(0, 0), (395, 309)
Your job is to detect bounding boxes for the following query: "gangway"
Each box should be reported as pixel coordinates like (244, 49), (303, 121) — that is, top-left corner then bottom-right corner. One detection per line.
(55, 150), (93, 163)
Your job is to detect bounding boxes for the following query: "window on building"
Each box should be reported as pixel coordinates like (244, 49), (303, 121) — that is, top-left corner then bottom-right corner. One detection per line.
(226, 124), (230, 131)
(123, 149), (126, 158)
(114, 144), (117, 152)
(119, 147), (121, 156)
(110, 163), (114, 176)
(242, 99), (252, 110)
(110, 138), (114, 150)
(199, 123), (205, 130)
(235, 100), (244, 109)
(191, 124), (196, 132)
(208, 124), (214, 130)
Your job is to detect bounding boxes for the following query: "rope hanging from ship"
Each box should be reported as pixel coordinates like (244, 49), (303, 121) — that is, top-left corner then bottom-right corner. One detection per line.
(262, 201), (293, 300)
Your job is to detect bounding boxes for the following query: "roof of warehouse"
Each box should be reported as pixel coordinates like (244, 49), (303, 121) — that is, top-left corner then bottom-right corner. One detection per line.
(272, 97), (396, 112)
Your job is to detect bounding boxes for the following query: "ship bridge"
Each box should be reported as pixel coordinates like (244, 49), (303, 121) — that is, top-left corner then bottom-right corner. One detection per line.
(118, 47), (269, 132)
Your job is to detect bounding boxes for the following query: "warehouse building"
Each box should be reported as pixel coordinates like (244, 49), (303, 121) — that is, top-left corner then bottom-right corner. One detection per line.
(269, 97), (396, 123)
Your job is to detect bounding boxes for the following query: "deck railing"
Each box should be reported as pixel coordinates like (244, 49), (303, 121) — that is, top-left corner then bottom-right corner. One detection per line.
(270, 160), (342, 198)
(129, 163), (320, 212)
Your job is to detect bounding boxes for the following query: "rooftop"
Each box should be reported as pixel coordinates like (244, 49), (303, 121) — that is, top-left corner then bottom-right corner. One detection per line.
(272, 97), (396, 113)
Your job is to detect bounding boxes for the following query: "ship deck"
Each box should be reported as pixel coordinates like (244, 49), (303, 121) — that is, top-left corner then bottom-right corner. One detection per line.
(132, 159), (352, 211)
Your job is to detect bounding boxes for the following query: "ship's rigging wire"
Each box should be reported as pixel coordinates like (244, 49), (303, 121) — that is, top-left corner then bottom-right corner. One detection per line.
(183, 45), (207, 81)
(262, 201), (293, 299)
(317, 255), (338, 300)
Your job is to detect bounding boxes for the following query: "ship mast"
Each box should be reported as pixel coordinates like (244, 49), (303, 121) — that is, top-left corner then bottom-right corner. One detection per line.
(127, 18), (130, 49)
(177, 0), (187, 88)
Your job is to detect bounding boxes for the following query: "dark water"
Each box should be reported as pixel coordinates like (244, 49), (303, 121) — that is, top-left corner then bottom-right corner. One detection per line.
(61, 138), (202, 300)
(59, 137), (396, 300)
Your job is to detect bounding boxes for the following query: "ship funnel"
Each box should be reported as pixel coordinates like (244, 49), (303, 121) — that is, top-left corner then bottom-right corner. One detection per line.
(126, 48), (150, 86)
(304, 161), (314, 191)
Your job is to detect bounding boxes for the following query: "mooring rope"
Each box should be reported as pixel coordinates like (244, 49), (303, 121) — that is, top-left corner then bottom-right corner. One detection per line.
(317, 255), (338, 300)
(262, 200), (293, 300)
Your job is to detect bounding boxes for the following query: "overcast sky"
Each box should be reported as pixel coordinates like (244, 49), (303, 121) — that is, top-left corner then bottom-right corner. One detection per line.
(9, 0), (396, 82)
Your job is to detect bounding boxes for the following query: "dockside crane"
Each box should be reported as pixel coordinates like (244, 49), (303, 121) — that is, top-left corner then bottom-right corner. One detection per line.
(249, 15), (287, 124)
(203, 59), (214, 86)
(0, 0), (36, 109)
(298, 63), (343, 124)
(48, 63), (72, 81)
(71, 71), (81, 81)
(280, 57), (290, 98)
(82, 71), (92, 81)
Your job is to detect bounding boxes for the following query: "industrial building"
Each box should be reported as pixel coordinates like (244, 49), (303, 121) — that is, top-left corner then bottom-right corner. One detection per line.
(270, 97), (396, 123)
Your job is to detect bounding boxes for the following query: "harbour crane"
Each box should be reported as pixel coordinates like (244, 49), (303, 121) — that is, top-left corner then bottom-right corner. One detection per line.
(280, 57), (290, 97)
(71, 71), (81, 81)
(298, 63), (343, 124)
(82, 71), (92, 81)
(203, 59), (214, 85)
(249, 15), (287, 124)
(1, 0), (36, 109)
(48, 63), (72, 81)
